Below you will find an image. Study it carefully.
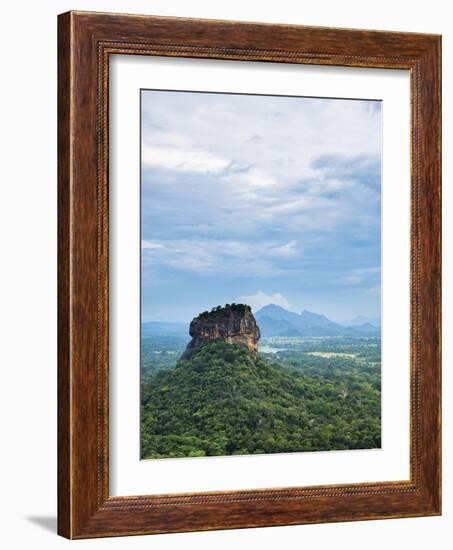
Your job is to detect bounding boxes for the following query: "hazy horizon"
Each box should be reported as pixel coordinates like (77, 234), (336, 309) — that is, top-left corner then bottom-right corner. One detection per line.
(141, 302), (381, 326)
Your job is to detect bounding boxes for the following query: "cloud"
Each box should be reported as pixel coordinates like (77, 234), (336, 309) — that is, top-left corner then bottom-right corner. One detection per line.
(142, 240), (165, 250)
(142, 145), (229, 174)
(366, 285), (382, 296)
(234, 291), (291, 312)
(141, 92), (382, 241)
(311, 154), (381, 191)
(342, 274), (363, 285)
(140, 90), (382, 320)
(141, 237), (299, 276)
(246, 134), (262, 143)
(341, 266), (381, 286)
(141, 91), (381, 193)
(267, 240), (299, 257)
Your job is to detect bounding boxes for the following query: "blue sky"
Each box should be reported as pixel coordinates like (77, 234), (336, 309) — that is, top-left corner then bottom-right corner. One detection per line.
(141, 90), (382, 323)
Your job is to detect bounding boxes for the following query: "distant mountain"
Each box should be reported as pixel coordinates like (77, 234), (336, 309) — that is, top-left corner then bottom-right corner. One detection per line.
(255, 304), (380, 337)
(255, 317), (296, 338)
(142, 306), (381, 339)
(142, 321), (187, 337)
(348, 322), (380, 334)
(340, 315), (381, 328)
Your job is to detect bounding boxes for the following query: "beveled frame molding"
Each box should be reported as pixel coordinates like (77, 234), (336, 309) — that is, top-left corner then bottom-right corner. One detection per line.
(58, 11), (441, 539)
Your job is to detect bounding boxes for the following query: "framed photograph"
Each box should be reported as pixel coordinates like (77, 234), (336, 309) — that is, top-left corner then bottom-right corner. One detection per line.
(58, 11), (441, 539)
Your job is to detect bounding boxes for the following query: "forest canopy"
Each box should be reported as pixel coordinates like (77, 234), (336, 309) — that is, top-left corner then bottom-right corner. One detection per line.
(141, 342), (381, 459)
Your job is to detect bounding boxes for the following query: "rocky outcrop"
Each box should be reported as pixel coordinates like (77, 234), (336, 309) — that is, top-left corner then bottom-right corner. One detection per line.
(181, 304), (260, 358)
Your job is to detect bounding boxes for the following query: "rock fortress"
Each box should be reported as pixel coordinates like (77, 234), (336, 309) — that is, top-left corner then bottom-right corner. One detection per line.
(181, 304), (260, 359)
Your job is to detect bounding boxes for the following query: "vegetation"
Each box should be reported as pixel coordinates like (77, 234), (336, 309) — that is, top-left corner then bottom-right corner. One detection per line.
(140, 339), (381, 459)
(196, 303), (252, 320)
(141, 336), (186, 383)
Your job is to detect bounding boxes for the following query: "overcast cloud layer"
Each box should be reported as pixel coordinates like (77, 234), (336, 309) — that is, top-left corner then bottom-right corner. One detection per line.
(141, 90), (382, 323)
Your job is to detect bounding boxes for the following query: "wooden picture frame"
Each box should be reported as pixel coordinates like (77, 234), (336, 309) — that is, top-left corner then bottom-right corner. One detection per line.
(58, 10), (441, 539)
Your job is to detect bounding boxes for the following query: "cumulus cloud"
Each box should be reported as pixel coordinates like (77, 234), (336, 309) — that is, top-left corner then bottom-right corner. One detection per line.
(140, 90), (382, 320)
(141, 92), (382, 244)
(234, 291), (291, 312)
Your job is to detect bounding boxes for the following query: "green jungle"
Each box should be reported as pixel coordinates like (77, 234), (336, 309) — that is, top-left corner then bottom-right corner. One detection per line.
(141, 336), (381, 459)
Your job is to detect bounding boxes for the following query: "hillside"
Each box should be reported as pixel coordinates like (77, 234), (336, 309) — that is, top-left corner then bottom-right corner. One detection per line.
(141, 342), (381, 459)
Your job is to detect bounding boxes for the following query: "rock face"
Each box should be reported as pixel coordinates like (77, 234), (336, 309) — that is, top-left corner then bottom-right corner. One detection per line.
(181, 304), (260, 358)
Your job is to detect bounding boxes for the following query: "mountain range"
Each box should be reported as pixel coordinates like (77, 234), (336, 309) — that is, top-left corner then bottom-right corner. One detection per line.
(254, 304), (380, 337)
(340, 315), (381, 328)
(142, 304), (380, 338)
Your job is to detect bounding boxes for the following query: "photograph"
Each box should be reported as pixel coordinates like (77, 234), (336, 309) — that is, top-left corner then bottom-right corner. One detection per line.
(140, 89), (382, 460)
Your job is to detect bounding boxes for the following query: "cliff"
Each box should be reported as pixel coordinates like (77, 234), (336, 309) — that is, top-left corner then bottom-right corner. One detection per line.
(181, 304), (260, 358)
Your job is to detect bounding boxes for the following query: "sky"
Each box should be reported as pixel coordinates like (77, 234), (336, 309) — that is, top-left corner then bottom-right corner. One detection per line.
(141, 89), (382, 323)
